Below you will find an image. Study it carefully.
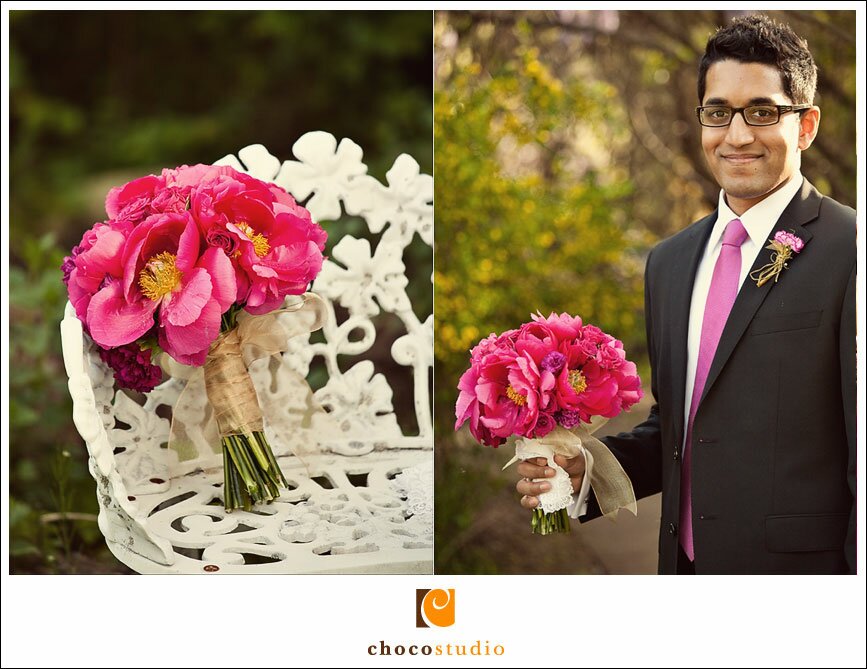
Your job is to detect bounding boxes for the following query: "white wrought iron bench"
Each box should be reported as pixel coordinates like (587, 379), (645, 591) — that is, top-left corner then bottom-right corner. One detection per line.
(61, 133), (433, 574)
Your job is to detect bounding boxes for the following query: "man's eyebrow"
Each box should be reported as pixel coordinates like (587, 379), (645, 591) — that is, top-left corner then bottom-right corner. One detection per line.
(703, 96), (779, 106)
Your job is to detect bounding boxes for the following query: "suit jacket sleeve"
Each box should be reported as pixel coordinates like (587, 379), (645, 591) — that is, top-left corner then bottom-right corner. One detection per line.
(582, 249), (663, 522)
(840, 262), (856, 574)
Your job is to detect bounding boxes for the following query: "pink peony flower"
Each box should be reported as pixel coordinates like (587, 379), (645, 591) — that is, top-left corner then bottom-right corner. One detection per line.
(506, 350), (556, 435)
(66, 221), (133, 326)
(515, 319), (559, 367)
(571, 358), (643, 421)
(581, 324), (611, 346)
(240, 207), (327, 314)
(470, 329), (519, 364)
(87, 212), (236, 366)
(149, 186), (188, 215)
(455, 341), (524, 447)
(596, 338), (626, 370)
(105, 174), (167, 225)
(188, 166), (327, 314)
(531, 311), (584, 340)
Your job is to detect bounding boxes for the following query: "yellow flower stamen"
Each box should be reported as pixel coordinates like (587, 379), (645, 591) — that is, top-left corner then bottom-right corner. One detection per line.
(568, 369), (587, 394)
(138, 252), (182, 301)
(506, 385), (526, 406)
(237, 222), (270, 258)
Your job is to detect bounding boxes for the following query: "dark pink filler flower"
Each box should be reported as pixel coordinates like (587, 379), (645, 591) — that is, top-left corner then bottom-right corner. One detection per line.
(98, 343), (163, 393)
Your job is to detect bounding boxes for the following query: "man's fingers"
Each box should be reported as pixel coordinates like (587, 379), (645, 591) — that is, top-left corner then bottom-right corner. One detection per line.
(520, 495), (540, 510)
(569, 474), (584, 494)
(553, 453), (586, 476)
(516, 477), (553, 497)
(516, 461), (556, 479)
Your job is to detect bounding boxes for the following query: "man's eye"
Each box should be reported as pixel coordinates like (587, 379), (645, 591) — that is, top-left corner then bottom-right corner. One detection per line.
(708, 108), (730, 119)
(748, 107), (775, 118)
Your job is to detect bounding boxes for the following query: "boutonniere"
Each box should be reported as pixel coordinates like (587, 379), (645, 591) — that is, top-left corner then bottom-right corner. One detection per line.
(750, 231), (805, 287)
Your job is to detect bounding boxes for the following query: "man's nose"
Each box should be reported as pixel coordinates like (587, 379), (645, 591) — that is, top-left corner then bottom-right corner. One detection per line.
(724, 111), (756, 146)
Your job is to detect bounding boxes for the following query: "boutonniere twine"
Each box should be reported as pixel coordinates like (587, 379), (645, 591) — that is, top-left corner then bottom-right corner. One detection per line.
(750, 231), (805, 287)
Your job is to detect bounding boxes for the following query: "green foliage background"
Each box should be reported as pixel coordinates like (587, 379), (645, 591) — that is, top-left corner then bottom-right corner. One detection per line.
(8, 10), (432, 573)
(434, 10), (856, 574)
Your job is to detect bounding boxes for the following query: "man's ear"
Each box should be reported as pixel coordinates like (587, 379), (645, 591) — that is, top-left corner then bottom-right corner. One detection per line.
(798, 106), (820, 150)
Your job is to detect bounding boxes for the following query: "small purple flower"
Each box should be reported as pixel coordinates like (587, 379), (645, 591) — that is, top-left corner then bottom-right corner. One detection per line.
(61, 240), (89, 286)
(540, 351), (567, 374)
(773, 231), (805, 253)
(554, 409), (582, 429)
(61, 255), (77, 286)
(98, 343), (163, 393)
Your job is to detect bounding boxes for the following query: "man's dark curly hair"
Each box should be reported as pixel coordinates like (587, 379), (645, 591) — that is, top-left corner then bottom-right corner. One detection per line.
(698, 14), (817, 105)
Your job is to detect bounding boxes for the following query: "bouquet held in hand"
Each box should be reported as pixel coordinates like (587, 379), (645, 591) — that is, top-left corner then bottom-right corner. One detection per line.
(455, 312), (642, 534)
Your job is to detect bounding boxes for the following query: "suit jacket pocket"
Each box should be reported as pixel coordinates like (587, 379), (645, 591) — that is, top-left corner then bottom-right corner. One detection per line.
(749, 309), (823, 335)
(765, 513), (848, 553)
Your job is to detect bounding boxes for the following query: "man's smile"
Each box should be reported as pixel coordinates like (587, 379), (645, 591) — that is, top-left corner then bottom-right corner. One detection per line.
(720, 153), (763, 165)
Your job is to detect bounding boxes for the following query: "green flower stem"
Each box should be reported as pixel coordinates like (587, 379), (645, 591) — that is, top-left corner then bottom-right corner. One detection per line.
(232, 434), (263, 490)
(230, 458), (252, 512)
(223, 439), (251, 512)
(225, 436), (260, 499)
(246, 437), (278, 500)
(222, 443), (234, 511)
(531, 507), (571, 535)
(246, 431), (273, 472)
(232, 434), (272, 501)
(220, 431), (288, 511)
(256, 431), (289, 488)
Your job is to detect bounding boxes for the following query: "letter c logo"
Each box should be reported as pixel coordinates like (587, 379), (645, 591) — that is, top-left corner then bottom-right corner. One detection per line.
(416, 589), (455, 628)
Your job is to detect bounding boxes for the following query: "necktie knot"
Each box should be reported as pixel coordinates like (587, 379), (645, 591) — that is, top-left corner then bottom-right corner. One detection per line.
(722, 218), (748, 247)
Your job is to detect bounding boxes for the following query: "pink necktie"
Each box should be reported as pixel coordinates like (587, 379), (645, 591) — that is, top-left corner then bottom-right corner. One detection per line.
(680, 218), (749, 562)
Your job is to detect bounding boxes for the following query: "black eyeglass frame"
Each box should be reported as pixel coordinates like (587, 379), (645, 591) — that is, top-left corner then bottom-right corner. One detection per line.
(695, 104), (813, 127)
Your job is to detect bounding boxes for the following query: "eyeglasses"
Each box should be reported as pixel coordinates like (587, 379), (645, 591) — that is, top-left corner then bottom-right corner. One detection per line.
(695, 104), (813, 127)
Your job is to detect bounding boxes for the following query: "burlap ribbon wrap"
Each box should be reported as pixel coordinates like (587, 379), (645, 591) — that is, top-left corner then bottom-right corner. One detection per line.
(160, 293), (328, 463)
(505, 418), (638, 520)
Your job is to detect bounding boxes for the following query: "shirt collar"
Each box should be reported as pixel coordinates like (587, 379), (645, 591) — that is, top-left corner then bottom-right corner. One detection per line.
(708, 172), (804, 251)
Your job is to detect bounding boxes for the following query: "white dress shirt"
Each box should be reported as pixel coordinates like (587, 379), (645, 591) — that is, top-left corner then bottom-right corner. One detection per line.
(568, 173), (804, 520)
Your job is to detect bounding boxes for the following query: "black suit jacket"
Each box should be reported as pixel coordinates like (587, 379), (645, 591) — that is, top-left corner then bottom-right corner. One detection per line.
(585, 180), (856, 574)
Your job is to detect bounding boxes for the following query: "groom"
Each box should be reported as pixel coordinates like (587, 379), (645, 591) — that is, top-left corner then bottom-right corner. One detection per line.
(516, 15), (856, 574)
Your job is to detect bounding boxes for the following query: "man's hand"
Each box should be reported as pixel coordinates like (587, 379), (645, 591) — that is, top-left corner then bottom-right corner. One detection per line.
(516, 453), (586, 509)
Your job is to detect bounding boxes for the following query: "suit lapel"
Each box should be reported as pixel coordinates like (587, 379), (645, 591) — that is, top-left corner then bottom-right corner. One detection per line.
(698, 180), (820, 407)
(669, 212), (716, 452)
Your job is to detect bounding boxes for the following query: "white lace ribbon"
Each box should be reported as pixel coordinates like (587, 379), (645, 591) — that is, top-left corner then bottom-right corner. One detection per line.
(503, 419), (637, 520)
(508, 438), (595, 514)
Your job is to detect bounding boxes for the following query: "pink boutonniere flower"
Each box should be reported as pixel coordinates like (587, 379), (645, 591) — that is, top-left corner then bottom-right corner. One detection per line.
(750, 230), (805, 287)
